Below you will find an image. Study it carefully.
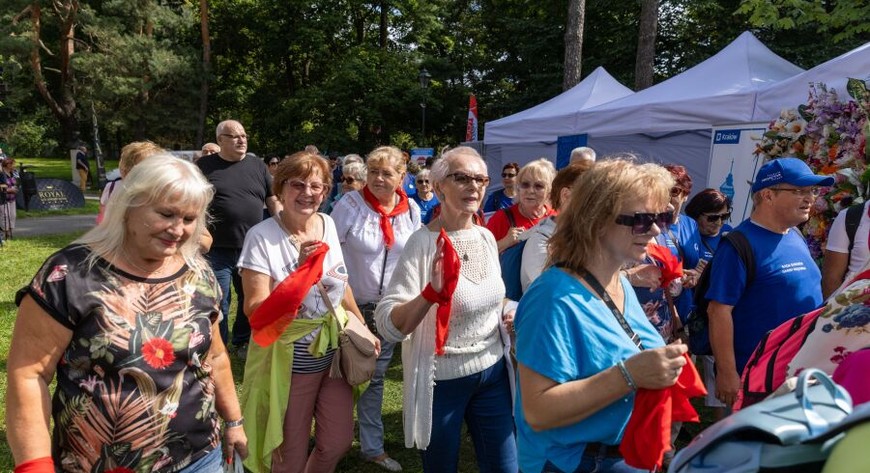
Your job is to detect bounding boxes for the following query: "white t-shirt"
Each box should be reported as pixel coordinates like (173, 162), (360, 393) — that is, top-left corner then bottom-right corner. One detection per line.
(826, 201), (870, 279)
(330, 191), (421, 304)
(520, 215), (556, 293)
(238, 213), (349, 371)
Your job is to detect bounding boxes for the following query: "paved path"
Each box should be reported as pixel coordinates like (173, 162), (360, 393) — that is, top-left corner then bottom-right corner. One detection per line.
(14, 214), (97, 238)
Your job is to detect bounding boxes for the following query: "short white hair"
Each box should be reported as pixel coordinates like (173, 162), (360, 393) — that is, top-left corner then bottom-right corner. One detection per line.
(570, 146), (596, 163)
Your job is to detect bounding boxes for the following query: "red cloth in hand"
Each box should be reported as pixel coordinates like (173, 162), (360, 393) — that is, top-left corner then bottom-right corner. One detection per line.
(646, 243), (683, 287)
(619, 353), (707, 471)
(362, 186), (410, 249)
(249, 243), (330, 347)
(423, 228), (461, 356)
(14, 457), (54, 473)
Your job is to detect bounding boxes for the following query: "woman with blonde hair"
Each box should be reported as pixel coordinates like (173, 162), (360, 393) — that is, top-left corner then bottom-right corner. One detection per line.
(486, 158), (556, 252)
(7, 154), (248, 472)
(97, 140), (165, 224)
(375, 146), (517, 472)
(515, 158), (688, 473)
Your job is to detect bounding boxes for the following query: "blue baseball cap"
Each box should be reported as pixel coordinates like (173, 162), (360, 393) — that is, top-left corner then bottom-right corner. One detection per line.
(751, 157), (835, 193)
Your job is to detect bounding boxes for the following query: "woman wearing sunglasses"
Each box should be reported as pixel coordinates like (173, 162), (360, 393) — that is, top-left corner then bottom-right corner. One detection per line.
(484, 162), (520, 212)
(330, 146), (421, 471)
(412, 168), (440, 224)
(487, 159), (556, 252)
(514, 159), (688, 473)
(375, 146), (518, 473)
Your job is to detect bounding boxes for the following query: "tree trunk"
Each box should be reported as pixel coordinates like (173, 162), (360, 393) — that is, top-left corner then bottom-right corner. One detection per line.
(379, 0), (388, 49)
(562, 0), (585, 91)
(635, 0), (659, 90)
(197, 0), (211, 147)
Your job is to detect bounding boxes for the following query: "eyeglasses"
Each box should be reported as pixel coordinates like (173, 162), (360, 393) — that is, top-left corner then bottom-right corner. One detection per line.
(519, 181), (547, 192)
(268, 161), (279, 166)
(769, 187), (820, 198)
(670, 187), (688, 198)
(703, 212), (731, 223)
(340, 176), (358, 184)
(416, 179), (430, 185)
(447, 172), (490, 187)
(502, 173), (517, 178)
(219, 133), (248, 142)
(615, 212), (674, 235)
(284, 180), (326, 193)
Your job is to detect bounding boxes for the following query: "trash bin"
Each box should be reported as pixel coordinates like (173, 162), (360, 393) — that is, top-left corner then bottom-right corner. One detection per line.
(19, 165), (37, 211)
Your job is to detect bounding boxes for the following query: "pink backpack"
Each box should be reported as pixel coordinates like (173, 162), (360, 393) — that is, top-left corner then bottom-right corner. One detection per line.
(735, 268), (870, 409)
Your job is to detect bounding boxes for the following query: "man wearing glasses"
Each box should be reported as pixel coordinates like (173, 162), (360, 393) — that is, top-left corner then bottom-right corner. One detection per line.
(705, 157), (833, 408)
(197, 120), (279, 358)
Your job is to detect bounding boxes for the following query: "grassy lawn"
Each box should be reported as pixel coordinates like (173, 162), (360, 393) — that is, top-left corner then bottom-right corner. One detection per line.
(11, 157), (120, 218)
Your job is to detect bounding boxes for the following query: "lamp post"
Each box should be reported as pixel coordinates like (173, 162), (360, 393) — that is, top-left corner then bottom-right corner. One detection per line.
(418, 67), (431, 146)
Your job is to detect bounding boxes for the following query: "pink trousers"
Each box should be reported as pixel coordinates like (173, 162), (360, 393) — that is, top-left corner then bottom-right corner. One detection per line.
(271, 369), (354, 473)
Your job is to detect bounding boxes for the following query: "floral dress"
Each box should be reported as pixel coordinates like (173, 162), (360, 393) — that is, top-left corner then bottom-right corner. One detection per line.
(17, 244), (223, 472)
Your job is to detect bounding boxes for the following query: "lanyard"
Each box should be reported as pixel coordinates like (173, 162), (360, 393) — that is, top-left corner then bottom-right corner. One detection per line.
(564, 264), (645, 351)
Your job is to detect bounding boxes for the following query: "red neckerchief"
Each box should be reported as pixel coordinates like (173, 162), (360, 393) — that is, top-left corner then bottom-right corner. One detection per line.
(619, 353), (707, 470)
(646, 243), (683, 287)
(249, 243), (330, 347)
(363, 186), (410, 249)
(421, 228), (462, 355)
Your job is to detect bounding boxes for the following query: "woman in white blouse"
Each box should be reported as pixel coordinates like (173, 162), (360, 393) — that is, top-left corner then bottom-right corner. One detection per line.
(331, 146), (421, 471)
(375, 146), (517, 473)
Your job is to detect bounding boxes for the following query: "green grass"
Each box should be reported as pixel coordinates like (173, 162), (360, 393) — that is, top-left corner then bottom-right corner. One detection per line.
(10, 157), (118, 218)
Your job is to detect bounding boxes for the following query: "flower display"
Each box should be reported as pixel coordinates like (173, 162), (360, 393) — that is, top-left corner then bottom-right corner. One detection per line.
(755, 78), (870, 261)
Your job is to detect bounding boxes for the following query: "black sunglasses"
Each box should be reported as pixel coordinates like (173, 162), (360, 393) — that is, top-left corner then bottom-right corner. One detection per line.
(502, 173), (517, 178)
(448, 172), (490, 187)
(704, 212), (731, 223)
(340, 176), (358, 184)
(615, 212), (673, 235)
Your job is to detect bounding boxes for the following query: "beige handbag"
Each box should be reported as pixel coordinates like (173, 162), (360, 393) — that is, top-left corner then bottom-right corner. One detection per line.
(317, 282), (378, 386)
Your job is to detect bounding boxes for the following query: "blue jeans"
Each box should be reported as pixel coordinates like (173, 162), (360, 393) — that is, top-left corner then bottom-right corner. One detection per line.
(421, 357), (517, 473)
(538, 453), (649, 473)
(357, 337), (397, 458)
(178, 446), (222, 473)
(206, 247), (250, 346)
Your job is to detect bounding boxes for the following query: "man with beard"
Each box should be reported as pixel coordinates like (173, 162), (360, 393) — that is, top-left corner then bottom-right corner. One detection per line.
(705, 157), (832, 407)
(198, 120), (278, 357)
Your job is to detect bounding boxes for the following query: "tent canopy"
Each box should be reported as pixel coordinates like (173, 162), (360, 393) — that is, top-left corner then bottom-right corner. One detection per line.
(483, 67), (633, 144)
(573, 32), (804, 137)
(753, 41), (870, 122)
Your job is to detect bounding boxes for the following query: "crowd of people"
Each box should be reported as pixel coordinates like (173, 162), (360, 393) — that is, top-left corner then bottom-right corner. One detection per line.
(6, 120), (870, 473)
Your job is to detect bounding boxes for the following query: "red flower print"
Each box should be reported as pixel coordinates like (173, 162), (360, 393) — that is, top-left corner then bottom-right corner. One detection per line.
(105, 468), (135, 473)
(142, 337), (176, 369)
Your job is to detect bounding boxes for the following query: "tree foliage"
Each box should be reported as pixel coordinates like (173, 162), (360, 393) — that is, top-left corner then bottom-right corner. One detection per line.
(737, 0), (869, 44)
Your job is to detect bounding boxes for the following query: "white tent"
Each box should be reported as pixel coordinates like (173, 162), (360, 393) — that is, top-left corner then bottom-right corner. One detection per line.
(753, 41), (870, 121)
(484, 66), (633, 144)
(575, 31), (804, 137)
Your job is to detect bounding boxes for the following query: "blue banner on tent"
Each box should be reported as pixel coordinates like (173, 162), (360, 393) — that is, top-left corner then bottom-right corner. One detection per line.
(556, 134), (588, 169)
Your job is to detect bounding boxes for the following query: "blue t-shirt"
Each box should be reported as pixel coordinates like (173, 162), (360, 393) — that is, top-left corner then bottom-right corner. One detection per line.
(705, 220), (823, 372)
(412, 193), (439, 224)
(698, 224), (733, 261)
(633, 232), (679, 341)
(666, 216), (702, 323)
(514, 268), (666, 473)
(402, 173), (417, 198)
(484, 188), (514, 213)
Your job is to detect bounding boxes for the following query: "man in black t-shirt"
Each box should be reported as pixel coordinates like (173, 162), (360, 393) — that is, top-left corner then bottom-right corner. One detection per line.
(197, 120), (278, 354)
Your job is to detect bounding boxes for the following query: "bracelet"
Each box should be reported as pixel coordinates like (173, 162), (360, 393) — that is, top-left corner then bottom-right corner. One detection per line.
(224, 417), (245, 428)
(616, 360), (637, 392)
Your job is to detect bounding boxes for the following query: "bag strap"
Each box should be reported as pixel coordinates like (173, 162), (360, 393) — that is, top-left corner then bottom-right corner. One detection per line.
(666, 227), (686, 264)
(562, 264), (644, 350)
(845, 203), (863, 254)
(723, 230), (755, 286)
(503, 207), (516, 228)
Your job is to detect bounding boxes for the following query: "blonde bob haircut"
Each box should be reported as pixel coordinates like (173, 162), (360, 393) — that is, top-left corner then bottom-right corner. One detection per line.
(517, 158), (557, 194)
(119, 140), (165, 177)
(366, 146), (406, 175)
(272, 150), (333, 197)
(547, 157), (674, 271)
(76, 153), (214, 272)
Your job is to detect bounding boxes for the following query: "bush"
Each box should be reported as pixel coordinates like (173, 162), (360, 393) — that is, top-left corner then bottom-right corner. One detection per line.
(1, 117), (59, 157)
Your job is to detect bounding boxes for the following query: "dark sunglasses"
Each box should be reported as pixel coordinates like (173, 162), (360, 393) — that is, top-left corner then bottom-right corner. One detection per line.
(502, 173), (517, 178)
(448, 172), (490, 187)
(615, 212), (674, 235)
(416, 179), (430, 184)
(340, 176), (358, 184)
(703, 212), (731, 223)
(268, 161), (280, 166)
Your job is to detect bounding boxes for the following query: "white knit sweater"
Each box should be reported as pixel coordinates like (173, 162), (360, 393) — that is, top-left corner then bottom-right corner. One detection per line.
(375, 224), (509, 449)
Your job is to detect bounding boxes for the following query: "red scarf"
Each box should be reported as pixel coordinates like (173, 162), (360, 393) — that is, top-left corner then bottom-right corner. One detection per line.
(249, 243), (330, 347)
(619, 353), (707, 471)
(421, 228), (462, 355)
(646, 242), (683, 287)
(363, 186), (410, 249)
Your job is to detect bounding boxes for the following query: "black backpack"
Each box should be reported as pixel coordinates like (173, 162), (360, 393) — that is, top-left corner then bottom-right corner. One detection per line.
(498, 208), (528, 301)
(844, 202), (864, 257)
(686, 230), (755, 356)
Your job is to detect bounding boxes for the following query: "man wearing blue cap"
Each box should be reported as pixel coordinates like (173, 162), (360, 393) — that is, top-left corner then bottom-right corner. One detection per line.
(705, 157), (833, 407)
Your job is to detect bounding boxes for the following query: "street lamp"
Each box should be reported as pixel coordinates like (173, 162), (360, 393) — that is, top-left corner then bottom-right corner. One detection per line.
(418, 67), (431, 146)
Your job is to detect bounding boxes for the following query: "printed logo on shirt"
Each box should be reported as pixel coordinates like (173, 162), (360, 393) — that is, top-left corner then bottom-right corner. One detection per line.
(780, 261), (808, 274)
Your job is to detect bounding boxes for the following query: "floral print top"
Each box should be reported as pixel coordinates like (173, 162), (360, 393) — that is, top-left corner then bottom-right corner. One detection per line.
(16, 244), (223, 472)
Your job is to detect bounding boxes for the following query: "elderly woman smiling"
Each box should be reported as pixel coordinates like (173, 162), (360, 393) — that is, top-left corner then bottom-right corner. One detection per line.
(7, 154), (247, 472)
(375, 146), (517, 473)
(486, 158), (556, 252)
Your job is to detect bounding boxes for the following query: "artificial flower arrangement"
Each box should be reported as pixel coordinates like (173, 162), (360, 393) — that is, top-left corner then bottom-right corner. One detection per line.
(755, 78), (870, 262)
